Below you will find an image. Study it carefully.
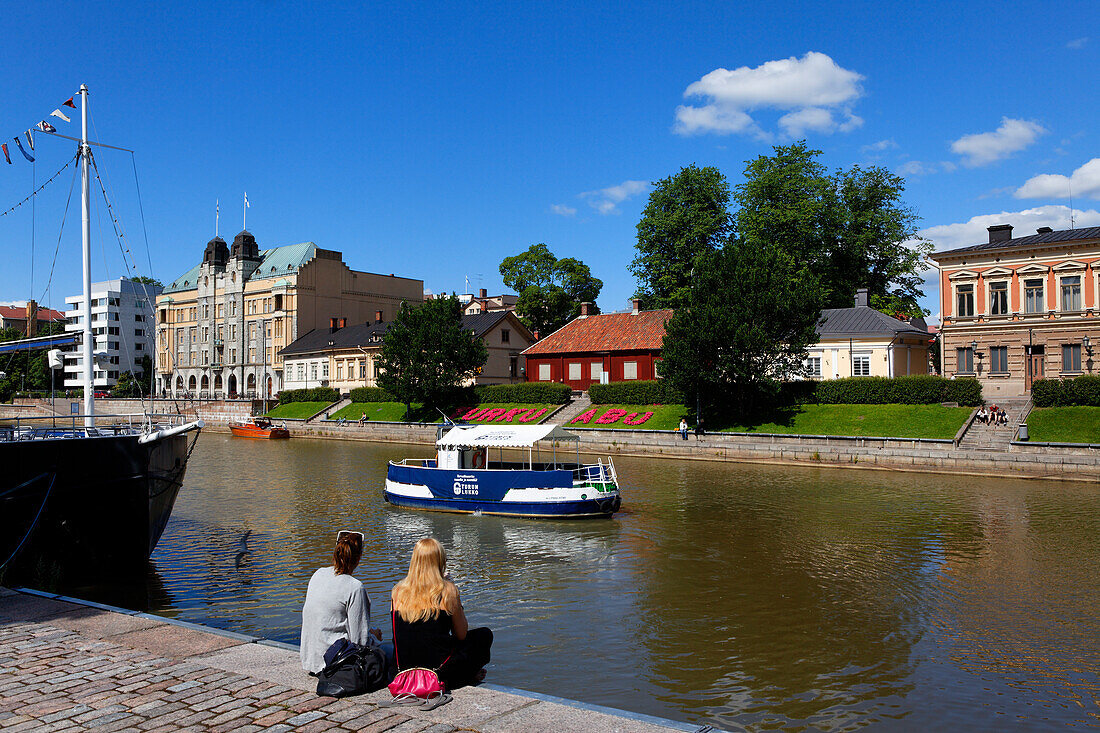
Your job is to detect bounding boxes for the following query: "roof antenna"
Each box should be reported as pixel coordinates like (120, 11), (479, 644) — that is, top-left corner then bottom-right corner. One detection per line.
(1068, 181), (1076, 229)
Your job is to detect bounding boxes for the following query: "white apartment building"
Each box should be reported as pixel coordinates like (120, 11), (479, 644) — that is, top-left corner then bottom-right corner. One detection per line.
(64, 278), (161, 388)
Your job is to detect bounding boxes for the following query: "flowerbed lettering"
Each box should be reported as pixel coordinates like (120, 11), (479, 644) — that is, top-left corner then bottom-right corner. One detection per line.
(571, 408), (654, 426)
(451, 406), (549, 423)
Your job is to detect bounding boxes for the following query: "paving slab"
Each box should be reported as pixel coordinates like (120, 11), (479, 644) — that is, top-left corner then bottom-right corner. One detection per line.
(108, 624), (247, 658)
(43, 607), (167, 639)
(0, 593), (85, 622)
(480, 699), (683, 733)
(196, 642), (314, 692)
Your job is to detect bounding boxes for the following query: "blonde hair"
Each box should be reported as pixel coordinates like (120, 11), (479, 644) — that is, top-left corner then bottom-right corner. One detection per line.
(392, 538), (455, 623)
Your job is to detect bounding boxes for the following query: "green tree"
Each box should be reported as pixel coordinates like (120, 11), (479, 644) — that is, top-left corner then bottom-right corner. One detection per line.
(129, 276), (163, 287)
(112, 371), (141, 398)
(660, 240), (824, 420)
(734, 142), (930, 314)
(631, 164), (731, 310)
(499, 244), (602, 336)
(375, 296), (488, 418)
(138, 355), (154, 395)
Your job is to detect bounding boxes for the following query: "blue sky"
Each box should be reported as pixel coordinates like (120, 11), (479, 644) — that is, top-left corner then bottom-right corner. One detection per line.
(0, 0), (1096, 322)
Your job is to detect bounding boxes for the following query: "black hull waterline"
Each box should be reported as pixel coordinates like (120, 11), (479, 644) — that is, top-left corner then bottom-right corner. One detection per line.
(0, 430), (194, 580)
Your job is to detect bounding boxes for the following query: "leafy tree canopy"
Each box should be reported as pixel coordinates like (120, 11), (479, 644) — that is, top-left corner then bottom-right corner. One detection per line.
(499, 243), (602, 336)
(375, 296), (488, 417)
(631, 164), (731, 310)
(660, 240), (824, 419)
(128, 276), (163, 287)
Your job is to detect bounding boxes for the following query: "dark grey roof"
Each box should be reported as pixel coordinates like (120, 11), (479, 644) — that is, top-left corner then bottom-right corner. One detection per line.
(816, 306), (930, 338)
(280, 321), (390, 357)
(933, 226), (1100, 257)
(279, 311), (532, 357)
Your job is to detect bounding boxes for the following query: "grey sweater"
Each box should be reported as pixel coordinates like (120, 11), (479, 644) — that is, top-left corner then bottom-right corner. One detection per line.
(300, 566), (378, 673)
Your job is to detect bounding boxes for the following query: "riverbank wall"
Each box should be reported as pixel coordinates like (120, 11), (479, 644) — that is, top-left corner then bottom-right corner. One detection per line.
(263, 420), (1100, 482)
(0, 586), (700, 733)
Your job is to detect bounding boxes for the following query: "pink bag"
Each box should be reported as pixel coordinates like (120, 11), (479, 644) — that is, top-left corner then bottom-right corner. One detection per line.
(388, 611), (451, 702)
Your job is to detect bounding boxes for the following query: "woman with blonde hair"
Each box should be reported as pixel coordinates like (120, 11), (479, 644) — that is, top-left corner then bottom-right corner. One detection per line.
(391, 538), (492, 688)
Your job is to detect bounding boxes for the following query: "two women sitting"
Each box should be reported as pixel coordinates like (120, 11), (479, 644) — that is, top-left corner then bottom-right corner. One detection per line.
(301, 533), (492, 692)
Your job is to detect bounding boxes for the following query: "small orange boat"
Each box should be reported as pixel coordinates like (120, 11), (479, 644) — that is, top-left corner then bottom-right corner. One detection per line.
(228, 417), (290, 439)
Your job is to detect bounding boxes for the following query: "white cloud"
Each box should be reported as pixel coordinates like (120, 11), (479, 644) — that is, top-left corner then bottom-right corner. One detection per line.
(673, 51), (864, 139)
(1066, 37), (1089, 49)
(550, 204), (577, 217)
(861, 139), (897, 155)
(950, 117), (1047, 167)
(897, 160), (936, 176)
(922, 205), (1100, 251)
(0, 300), (28, 308)
(1015, 157), (1100, 200)
(579, 180), (651, 215)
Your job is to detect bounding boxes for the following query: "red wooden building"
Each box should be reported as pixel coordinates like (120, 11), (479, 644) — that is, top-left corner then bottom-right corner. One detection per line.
(521, 302), (673, 390)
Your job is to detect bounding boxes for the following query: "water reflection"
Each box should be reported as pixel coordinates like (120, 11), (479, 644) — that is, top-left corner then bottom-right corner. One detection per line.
(66, 434), (1100, 730)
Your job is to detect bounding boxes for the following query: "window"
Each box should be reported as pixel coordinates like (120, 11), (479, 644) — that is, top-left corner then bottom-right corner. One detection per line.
(177, 330), (184, 345)
(359, 361), (366, 379)
(297, 364), (305, 380)
(1061, 276), (1081, 312)
(501, 329), (510, 344)
(310, 363), (317, 380)
(230, 349), (236, 363)
(989, 281), (1009, 315)
(956, 284), (974, 317)
(568, 362), (582, 380)
(590, 362), (603, 380)
(337, 363), (344, 380)
(249, 348), (256, 362)
(322, 362), (329, 378)
(538, 363), (551, 381)
(108, 327), (119, 335)
(990, 346), (1008, 373)
(217, 304), (224, 318)
(135, 342), (144, 351)
(1063, 344), (1082, 373)
(623, 361), (638, 380)
(274, 319), (282, 337)
(509, 357), (517, 378)
(135, 329), (144, 337)
(853, 354), (871, 376)
(806, 356), (822, 378)
(1024, 278), (1044, 314)
(956, 347), (974, 374)
(202, 350), (209, 365)
(135, 314), (145, 322)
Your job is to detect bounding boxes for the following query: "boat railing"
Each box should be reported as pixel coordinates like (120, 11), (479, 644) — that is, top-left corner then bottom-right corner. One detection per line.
(574, 456), (617, 485)
(0, 412), (195, 441)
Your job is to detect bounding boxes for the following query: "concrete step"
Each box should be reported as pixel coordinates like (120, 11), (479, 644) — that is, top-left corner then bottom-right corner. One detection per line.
(553, 394), (592, 425)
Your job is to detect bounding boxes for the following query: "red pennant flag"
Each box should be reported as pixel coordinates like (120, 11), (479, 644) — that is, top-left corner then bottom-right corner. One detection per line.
(63, 96), (76, 108)
(1, 144), (10, 165)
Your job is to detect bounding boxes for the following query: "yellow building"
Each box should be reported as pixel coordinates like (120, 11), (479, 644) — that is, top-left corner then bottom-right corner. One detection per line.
(155, 231), (422, 398)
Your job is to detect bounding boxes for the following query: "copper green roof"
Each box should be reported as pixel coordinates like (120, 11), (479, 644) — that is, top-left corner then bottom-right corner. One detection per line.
(161, 242), (317, 294)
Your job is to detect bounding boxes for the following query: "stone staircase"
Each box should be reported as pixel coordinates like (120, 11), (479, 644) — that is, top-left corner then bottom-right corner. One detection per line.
(957, 398), (1031, 451)
(306, 397), (351, 423)
(552, 392), (591, 425)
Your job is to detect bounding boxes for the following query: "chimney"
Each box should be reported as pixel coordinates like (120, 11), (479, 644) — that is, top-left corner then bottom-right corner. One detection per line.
(375, 310), (383, 323)
(987, 224), (1013, 243)
(339, 318), (347, 329)
(631, 299), (640, 315)
(580, 302), (591, 317)
(329, 317), (338, 333)
(854, 288), (869, 308)
(1036, 226), (1053, 234)
(479, 288), (487, 298)
(25, 299), (37, 337)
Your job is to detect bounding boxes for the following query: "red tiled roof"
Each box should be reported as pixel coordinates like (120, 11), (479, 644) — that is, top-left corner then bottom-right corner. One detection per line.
(522, 309), (673, 355)
(0, 306), (66, 321)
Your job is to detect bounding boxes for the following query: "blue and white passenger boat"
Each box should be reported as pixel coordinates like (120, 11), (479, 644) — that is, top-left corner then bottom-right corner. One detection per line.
(385, 424), (621, 518)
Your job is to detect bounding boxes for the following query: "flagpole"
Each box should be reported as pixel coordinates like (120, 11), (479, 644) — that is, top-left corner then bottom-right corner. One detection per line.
(216, 199), (219, 236)
(79, 84), (94, 427)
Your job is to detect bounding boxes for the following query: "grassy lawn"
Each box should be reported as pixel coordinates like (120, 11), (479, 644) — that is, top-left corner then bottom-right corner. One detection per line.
(569, 404), (687, 430)
(446, 404), (558, 424)
(265, 401), (332, 419)
(330, 402), (416, 421)
(718, 403), (973, 439)
(1025, 407), (1100, 444)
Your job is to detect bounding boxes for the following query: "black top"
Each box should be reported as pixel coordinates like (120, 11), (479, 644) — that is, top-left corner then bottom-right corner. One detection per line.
(392, 609), (454, 671)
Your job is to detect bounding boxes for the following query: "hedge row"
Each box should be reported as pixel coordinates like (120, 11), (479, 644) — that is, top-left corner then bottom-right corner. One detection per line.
(587, 380), (680, 405)
(809, 376), (982, 406)
(349, 387), (396, 403)
(1031, 375), (1100, 407)
(474, 382), (572, 405)
(278, 387), (340, 404)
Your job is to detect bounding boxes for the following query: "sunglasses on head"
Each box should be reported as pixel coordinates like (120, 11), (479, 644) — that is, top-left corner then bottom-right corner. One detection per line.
(337, 530), (365, 542)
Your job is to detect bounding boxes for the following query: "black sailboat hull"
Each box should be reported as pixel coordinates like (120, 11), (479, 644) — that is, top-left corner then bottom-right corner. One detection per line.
(0, 431), (193, 582)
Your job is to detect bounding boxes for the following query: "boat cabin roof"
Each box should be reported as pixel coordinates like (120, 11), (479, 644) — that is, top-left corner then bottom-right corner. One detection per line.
(437, 423), (579, 448)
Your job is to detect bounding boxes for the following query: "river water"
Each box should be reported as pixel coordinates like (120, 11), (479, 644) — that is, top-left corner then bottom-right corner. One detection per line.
(75, 434), (1099, 730)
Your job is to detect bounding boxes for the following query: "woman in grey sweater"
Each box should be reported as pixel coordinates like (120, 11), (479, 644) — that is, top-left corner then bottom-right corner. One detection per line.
(300, 531), (382, 674)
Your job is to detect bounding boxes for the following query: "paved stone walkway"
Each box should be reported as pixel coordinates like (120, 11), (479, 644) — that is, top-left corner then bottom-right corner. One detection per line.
(0, 588), (694, 733)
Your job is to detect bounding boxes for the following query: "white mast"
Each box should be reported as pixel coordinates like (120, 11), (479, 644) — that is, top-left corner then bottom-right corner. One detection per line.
(79, 84), (94, 427)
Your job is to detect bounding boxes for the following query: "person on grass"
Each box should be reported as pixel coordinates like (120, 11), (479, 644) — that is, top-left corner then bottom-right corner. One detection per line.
(300, 530), (383, 674)
(391, 538), (492, 689)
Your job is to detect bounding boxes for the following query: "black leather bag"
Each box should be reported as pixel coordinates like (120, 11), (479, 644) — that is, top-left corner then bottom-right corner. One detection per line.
(316, 638), (387, 698)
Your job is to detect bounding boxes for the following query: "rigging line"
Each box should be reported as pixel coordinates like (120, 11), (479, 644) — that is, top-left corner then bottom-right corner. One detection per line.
(0, 472), (57, 573)
(30, 156), (35, 303)
(37, 158), (80, 303)
(130, 153), (156, 290)
(0, 154), (78, 218)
